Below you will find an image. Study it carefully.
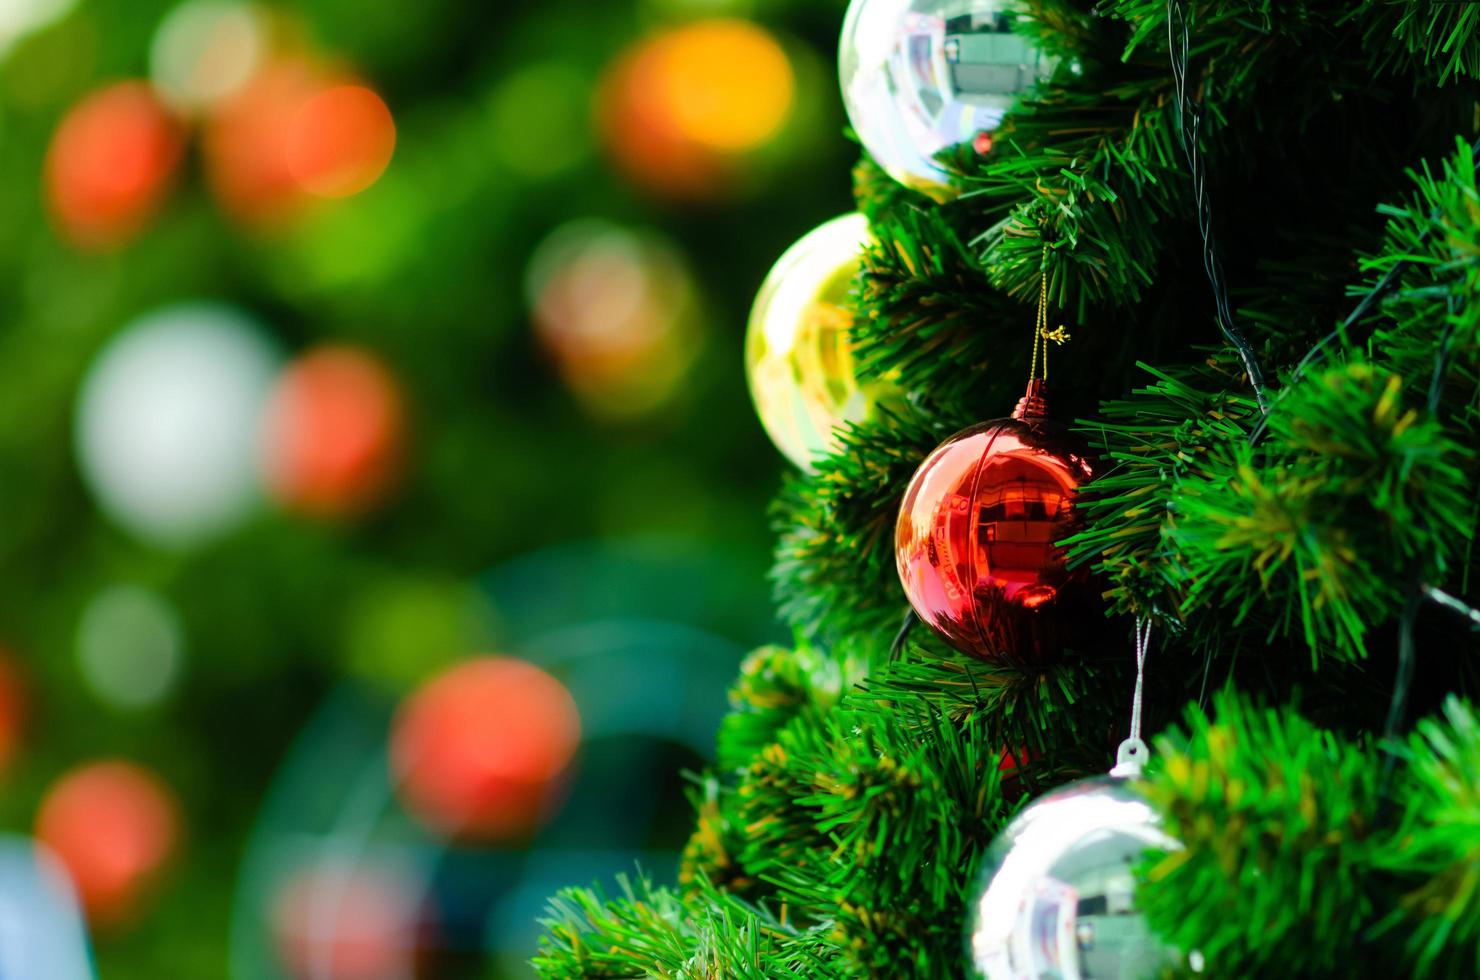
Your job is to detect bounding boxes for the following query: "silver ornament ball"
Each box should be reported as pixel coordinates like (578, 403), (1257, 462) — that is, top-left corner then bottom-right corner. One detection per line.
(838, 0), (1058, 195)
(967, 775), (1187, 979)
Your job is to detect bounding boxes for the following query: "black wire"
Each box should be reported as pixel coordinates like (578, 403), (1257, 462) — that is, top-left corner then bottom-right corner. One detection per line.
(1166, 0), (1269, 416)
(1381, 295), (1460, 792)
(1428, 308), (1457, 415)
(1247, 133), (1480, 446)
(1379, 580), (1423, 795)
(889, 608), (917, 661)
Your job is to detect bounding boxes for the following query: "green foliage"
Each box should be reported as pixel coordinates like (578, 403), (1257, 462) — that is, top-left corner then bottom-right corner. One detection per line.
(1068, 355), (1260, 622)
(1360, 138), (1480, 406)
(541, 4), (1480, 978)
(771, 411), (964, 642)
(714, 643), (861, 772)
(854, 209), (1019, 407)
(1140, 695), (1480, 978)
(535, 876), (839, 979)
(1170, 362), (1472, 662)
(1372, 698), (1480, 977)
(851, 155), (933, 227)
(957, 77), (1185, 313)
(1353, 2), (1480, 84)
(720, 683), (1018, 978)
(855, 641), (1136, 779)
(1140, 691), (1381, 975)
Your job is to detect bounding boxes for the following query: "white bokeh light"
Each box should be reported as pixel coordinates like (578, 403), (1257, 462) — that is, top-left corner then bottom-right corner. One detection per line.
(75, 584), (184, 710)
(0, 0), (77, 60)
(149, 1), (268, 112)
(74, 303), (282, 547)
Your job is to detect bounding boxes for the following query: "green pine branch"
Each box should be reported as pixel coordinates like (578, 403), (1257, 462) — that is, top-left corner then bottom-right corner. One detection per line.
(1138, 690), (1382, 975)
(1141, 693), (1480, 977)
(772, 411), (967, 642)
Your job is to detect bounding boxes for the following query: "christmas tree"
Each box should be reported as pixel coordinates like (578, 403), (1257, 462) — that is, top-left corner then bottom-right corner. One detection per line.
(535, 2), (1480, 977)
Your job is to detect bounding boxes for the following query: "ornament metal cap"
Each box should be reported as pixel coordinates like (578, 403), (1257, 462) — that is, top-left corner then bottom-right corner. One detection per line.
(1011, 379), (1049, 420)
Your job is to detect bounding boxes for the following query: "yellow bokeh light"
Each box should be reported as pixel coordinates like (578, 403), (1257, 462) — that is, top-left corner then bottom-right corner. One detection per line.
(652, 19), (793, 153)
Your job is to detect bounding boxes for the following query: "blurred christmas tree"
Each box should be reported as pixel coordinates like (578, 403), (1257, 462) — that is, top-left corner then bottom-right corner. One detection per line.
(0, 0), (864, 975)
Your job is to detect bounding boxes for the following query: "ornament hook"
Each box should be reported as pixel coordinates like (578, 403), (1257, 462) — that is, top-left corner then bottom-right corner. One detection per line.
(1028, 245), (1068, 384)
(1111, 616), (1154, 777)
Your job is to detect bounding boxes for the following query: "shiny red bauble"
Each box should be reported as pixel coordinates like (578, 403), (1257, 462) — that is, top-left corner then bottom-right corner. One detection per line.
(390, 657), (580, 843)
(895, 381), (1100, 665)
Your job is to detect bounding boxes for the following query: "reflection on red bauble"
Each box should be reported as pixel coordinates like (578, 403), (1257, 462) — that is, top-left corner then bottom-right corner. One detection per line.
(35, 760), (181, 925)
(272, 859), (423, 980)
(997, 745), (1036, 804)
(895, 381), (1100, 665)
(390, 658), (580, 842)
(45, 81), (183, 251)
(262, 345), (406, 518)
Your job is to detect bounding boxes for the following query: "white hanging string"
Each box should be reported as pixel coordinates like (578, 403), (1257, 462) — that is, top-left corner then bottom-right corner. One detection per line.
(1111, 617), (1154, 777)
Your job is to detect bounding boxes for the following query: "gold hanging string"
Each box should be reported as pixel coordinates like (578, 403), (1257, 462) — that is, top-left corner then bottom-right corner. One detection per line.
(1029, 246), (1070, 383)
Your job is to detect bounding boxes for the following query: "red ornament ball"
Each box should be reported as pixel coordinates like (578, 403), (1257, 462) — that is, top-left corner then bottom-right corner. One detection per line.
(45, 81), (183, 251)
(972, 130), (994, 155)
(35, 760), (181, 926)
(390, 657), (580, 842)
(262, 345), (406, 518)
(895, 381), (1100, 665)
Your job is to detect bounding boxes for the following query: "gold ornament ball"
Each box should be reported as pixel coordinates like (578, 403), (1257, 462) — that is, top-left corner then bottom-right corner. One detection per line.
(745, 212), (899, 470)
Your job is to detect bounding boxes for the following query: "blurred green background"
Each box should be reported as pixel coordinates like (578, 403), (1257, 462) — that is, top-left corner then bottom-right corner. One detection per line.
(0, 0), (854, 975)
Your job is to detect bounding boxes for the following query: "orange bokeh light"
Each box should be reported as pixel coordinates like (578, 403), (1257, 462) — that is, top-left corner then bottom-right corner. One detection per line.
(204, 60), (393, 225)
(203, 56), (325, 226)
(652, 21), (794, 153)
(599, 19), (794, 199)
(262, 345), (406, 518)
(286, 85), (396, 198)
(390, 657), (580, 843)
(35, 760), (181, 926)
(44, 81), (183, 251)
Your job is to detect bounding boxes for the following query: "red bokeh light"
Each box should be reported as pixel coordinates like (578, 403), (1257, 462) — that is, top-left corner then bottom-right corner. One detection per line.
(390, 657), (581, 842)
(35, 760), (181, 926)
(0, 654), (25, 774)
(262, 345), (406, 518)
(44, 81), (183, 251)
(272, 860), (422, 980)
(204, 62), (395, 226)
(286, 85), (396, 198)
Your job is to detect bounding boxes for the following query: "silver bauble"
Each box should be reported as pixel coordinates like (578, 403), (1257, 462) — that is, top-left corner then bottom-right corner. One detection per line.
(838, 0), (1058, 195)
(967, 775), (1184, 979)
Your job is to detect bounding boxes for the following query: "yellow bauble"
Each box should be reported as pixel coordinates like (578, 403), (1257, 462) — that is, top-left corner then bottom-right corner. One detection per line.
(746, 213), (899, 470)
